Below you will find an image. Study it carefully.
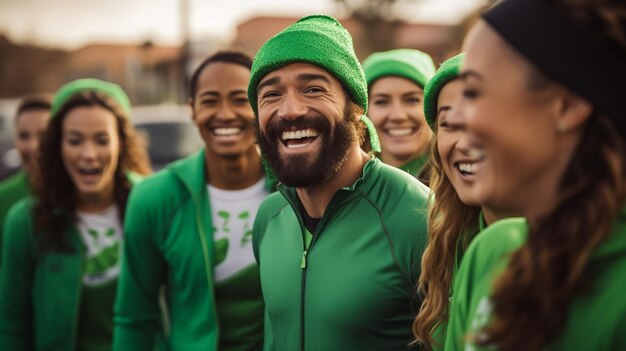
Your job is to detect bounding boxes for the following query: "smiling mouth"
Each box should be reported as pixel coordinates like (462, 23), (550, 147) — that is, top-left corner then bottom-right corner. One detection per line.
(212, 127), (245, 136)
(78, 167), (102, 183)
(280, 128), (320, 149)
(385, 127), (417, 137)
(456, 162), (478, 176)
(454, 148), (485, 177)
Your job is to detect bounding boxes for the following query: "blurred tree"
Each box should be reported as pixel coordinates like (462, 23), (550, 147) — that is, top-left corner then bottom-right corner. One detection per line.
(333, 0), (421, 56)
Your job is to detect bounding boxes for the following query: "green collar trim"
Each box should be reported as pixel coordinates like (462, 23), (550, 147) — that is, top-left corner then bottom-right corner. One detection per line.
(169, 148), (277, 193)
(278, 157), (380, 204)
(169, 149), (209, 194)
(341, 157), (379, 192)
(397, 153), (429, 178)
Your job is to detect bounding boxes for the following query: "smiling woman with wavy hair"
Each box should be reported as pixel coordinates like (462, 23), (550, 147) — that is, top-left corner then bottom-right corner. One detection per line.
(0, 79), (150, 351)
(412, 53), (515, 350)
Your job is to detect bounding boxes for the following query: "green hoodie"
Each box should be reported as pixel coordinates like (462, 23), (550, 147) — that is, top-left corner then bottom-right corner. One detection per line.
(114, 149), (276, 351)
(253, 157), (429, 350)
(0, 174), (142, 351)
(0, 171), (31, 254)
(445, 213), (626, 350)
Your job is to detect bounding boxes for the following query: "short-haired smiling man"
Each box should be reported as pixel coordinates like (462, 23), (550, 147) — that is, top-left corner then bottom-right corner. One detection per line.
(249, 15), (429, 350)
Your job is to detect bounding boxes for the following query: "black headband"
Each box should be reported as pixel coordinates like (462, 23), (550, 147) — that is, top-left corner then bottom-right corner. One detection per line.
(483, 0), (626, 132)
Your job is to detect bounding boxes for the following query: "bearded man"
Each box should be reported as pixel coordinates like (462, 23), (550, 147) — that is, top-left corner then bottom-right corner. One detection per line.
(249, 15), (429, 351)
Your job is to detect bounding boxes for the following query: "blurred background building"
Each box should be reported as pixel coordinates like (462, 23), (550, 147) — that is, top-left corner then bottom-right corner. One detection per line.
(0, 0), (488, 179)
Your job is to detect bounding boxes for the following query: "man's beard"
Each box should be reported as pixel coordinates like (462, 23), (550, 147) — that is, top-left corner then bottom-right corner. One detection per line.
(257, 108), (358, 188)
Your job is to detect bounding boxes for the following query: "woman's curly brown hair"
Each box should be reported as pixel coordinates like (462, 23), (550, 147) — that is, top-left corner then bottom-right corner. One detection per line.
(32, 90), (151, 252)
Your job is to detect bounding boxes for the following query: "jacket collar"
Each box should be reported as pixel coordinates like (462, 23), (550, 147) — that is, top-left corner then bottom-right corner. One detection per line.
(278, 157), (381, 208)
(169, 148), (208, 195)
(169, 148), (277, 193)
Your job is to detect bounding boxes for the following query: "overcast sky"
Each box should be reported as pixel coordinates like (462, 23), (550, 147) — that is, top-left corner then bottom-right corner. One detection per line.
(0, 0), (483, 49)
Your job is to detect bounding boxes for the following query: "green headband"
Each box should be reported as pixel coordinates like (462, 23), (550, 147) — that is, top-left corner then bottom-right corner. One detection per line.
(423, 53), (464, 130)
(362, 48), (436, 89)
(51, 78), (132, 118)
(248, 15), (368, 115)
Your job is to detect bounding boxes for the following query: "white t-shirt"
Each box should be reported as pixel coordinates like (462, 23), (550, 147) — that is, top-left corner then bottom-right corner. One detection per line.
(208, 177), (269, 283)
(76, 205), (123, 287)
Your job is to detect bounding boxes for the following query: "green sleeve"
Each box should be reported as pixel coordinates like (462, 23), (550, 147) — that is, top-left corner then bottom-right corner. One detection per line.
(262, 308), (275, 351)
(114, 182), (167, 351)
(252, 192), (287, 265)
(0, 199), (35, 350)
(443, 218), (527, 351)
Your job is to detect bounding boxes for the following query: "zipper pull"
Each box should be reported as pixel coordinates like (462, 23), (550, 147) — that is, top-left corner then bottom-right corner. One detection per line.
(301, 250), (308, 269)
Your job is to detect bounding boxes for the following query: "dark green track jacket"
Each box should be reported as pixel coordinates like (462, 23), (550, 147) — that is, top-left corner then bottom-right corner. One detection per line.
(253, 158), (429, 350)
(114, 149), (275, 351)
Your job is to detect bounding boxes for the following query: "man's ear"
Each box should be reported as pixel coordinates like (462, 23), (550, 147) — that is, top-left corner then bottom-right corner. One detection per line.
(555, 89), (593, 133)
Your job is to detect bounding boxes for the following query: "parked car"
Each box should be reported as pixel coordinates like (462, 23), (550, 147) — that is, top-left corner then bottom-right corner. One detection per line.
(0, 99), (20, 181)
(132, 104), (203, 171)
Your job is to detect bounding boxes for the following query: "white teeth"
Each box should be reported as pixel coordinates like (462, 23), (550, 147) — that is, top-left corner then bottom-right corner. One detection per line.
(458, 163), (477, 173)
(387, 128), (414, 137)
(281, 129), (320, 141)
(214, 127), (242, 136)
(287, 143), (309, 149)
(468, 148), (485, 159)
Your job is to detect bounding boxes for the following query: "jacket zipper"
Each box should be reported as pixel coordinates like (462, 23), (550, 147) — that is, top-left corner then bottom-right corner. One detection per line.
(193, 191), (220, 350)
(295, 190), (341, 351)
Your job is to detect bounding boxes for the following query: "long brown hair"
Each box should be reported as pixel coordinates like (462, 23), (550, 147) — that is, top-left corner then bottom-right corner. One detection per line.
(32, 91), (151, 252)
(477, 1), (626, 349)
(413, 127), (481, 350)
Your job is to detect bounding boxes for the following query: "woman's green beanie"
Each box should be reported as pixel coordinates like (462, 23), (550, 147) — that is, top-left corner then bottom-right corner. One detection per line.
(51, 78), (132, 118)
(247, 15), (368, 115)
(362, 48), (436, 89)
(423, 53), (464, 130)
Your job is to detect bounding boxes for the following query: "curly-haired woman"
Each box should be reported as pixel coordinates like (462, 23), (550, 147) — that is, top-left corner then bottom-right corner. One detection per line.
(0, 78), (151, 351)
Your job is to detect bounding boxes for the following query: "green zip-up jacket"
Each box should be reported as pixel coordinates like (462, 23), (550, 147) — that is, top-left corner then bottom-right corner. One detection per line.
(445, 213), (626, 350)
(253, 158), (429, 350)
(114, 149), (275, 351)
(0, 171), (31, 256)
(0, 174), (142, 351)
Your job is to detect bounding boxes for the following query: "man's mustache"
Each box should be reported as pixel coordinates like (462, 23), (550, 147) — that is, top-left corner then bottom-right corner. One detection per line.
(265, 114), (330, 140)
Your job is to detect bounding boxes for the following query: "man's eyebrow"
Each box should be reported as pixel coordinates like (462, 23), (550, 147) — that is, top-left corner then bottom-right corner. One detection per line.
(297, 73), (331, 84)
(257, 76), (281, 93)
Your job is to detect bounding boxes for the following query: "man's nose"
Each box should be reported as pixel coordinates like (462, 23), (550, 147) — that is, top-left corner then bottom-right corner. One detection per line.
(277, 92), (308, 121)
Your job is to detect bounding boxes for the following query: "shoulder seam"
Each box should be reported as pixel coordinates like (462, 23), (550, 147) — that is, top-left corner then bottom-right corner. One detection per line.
(357, 189), (415, 296)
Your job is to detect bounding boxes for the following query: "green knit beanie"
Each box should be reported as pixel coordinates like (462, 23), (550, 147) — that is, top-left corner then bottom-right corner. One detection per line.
(51, 78), (132, 118)
(423, 53), (464, 130)
(247, 15), (367, 115)
(362, 49), (436, 89)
